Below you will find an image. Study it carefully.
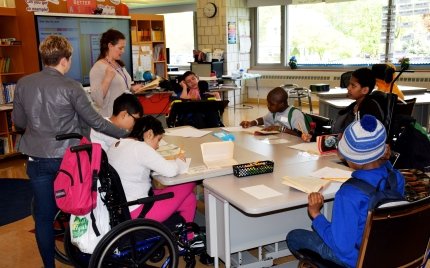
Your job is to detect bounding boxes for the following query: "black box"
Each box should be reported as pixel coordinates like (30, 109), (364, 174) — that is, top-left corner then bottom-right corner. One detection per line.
(310, 84), (330, 92)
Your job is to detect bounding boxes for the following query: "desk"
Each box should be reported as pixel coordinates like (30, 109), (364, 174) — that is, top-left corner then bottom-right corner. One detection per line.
(317, 85), (428, 99)
(319, 93), (430, 128)
(222, 74), (262, 110)
(204, 157), (348, 267)
(167, 70), (217, 82)
(154, 128), (350, 267)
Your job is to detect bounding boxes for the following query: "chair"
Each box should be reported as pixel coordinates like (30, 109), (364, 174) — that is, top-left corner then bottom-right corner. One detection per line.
(281, 84), (313, 114)
(340, 71), (353, 88)
(167, 100), (229, 129)
(306, 113), (333, 136)
(296, 196), (430, 268)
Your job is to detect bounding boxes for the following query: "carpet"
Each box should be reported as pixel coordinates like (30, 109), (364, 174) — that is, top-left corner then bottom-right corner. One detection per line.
(0, 178), (33, 226)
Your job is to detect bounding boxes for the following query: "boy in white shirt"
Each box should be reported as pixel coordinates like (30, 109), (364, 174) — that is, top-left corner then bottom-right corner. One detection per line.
(91, 93), (143, 150)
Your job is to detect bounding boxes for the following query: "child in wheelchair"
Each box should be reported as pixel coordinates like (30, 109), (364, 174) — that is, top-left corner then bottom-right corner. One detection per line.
(65, 115), (210, 267)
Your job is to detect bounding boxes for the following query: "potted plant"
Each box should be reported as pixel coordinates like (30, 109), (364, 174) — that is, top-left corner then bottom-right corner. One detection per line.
(398, 57), (410, 70)
(288, 56), (298, 69)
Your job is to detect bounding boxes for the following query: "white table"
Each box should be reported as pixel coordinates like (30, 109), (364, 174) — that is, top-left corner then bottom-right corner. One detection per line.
(152, 128), (351, 267)
(319, 93), (430, 128)
(203, 157), (350, 267)
(316, 85), (428, 99)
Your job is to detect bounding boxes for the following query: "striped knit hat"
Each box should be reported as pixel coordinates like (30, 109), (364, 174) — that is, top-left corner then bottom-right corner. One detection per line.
(338, 115), (386, 165)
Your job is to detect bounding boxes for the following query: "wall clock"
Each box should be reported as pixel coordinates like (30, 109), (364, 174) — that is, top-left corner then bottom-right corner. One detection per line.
(203, 2), (217, 18)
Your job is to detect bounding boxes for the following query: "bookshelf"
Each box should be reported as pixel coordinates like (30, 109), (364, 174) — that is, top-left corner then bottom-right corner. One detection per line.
(130, 14), (168, 80)
(0, 7), (24, 158)
(0, 7), (24, 85)
(0, 104), (20, 158)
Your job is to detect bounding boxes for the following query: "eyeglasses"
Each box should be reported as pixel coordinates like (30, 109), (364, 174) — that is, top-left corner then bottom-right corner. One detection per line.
(128, 112), (140, 122)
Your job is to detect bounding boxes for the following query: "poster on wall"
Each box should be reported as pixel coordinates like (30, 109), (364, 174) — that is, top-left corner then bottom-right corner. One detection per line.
(228, 21), (237, 44)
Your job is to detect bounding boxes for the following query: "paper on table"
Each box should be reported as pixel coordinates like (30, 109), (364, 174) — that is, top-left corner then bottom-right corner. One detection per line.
(310, 167), (352, 182)
(289, 142), (320, 155)
(165, 126), (211, 138)
(254, 130), (281, 135)
(241, 185), (283, 200)
(282, 176), (330, 194)
(261, 138), (289, 144)
(221, 126), (261, 132)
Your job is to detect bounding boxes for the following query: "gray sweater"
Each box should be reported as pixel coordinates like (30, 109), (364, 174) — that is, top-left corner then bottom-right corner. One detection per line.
(12, 67), (127, 158)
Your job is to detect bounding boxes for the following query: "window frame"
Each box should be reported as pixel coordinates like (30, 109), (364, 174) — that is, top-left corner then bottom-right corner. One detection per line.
(251, 2), (430, 70)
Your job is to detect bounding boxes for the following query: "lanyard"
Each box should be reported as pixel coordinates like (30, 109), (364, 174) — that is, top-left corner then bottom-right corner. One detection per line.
(105, 59), (129, 89)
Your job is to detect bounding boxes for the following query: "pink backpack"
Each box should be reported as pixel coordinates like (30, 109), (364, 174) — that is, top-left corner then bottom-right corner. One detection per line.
(54, 137), (102, 216)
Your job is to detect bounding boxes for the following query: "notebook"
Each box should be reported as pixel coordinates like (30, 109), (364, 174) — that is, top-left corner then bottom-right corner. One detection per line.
(282, 175), (330, 194)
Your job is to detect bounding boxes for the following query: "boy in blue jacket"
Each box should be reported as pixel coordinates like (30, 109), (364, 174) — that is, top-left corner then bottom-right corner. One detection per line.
(286, 115), (405, 267)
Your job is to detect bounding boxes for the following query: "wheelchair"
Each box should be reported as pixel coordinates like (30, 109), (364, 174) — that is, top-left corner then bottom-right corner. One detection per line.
(53, 134), (207, 268)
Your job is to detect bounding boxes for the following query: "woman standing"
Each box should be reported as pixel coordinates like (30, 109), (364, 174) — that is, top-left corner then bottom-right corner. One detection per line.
(90, 29), (144, 117)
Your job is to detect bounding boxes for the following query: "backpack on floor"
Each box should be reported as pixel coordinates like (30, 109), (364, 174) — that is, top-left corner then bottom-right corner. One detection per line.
(54, 137), (102, 216)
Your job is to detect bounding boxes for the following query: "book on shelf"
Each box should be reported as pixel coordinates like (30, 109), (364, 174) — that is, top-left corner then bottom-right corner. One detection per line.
(0, 137), (9, 155)
(282, 175), (330, 194)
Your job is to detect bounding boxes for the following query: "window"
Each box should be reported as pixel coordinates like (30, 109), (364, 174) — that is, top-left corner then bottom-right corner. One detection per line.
(162, 12), (195, 66)
(254, 0), (430, 68)
(257, 6), (282, 64)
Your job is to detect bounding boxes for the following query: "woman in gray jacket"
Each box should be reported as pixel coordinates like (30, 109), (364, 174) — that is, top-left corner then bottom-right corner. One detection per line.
(12, 35), (127, 268)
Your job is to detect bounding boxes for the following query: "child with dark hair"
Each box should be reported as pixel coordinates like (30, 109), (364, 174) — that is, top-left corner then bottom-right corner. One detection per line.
(331, 67), (385, 133)
(372, 63), (405, 100)
(240, 87), (311, 141)
(107, 115), (197, 224)
(91, 93), (143, 151)
(286, 115), (405, 268)
(179, 71), (220, 100)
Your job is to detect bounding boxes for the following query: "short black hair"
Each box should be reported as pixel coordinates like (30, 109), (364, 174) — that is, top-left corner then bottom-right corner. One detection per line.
(267, 87), (288, 103)
(129, 115), (165, 141)
(352, 68), (376, 94)
(372, 64), (395, 83)
(112, 93), (143, 117)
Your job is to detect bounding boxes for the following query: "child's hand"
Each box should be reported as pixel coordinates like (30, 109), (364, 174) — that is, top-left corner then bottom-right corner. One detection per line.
(176, 150), (186, 162)
(240, 121), (252, 128)
(301, 133), (312, 142)
(308, 192), (324, 219)
(180, 80), (187, 89)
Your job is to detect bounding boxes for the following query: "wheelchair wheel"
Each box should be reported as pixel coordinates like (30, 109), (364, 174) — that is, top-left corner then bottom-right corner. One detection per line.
(31, 197), (72, 265)
(89, 218), (179, 268)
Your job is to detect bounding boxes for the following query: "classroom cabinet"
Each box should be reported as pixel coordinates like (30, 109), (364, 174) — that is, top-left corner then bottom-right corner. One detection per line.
(130, 14), (168, 80)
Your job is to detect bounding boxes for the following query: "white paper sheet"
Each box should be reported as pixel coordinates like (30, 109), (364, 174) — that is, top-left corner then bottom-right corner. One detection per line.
(221, 126), (262, 132)
(241, 185), (283, 200)
(310, 167), (352, 182)
(261, 138), (289, 144)
(165, 126), (212, 138)
(289, 142), (320, 155)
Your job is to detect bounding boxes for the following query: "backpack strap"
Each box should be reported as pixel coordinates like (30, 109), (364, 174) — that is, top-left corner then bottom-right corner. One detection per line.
(288, 106), (311, 131)
(89, 142), (102, 237)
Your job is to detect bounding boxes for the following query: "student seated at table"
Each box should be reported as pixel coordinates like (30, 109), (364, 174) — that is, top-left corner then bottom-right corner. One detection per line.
(286, 115), (405, 268)
(372, 63), (405, 100)
(240, 86), (312, 142)
(107, 115), (197, 224)
(331, 68), (384, 133)
(91, 93), (143, 151)
(179, 71), (220, 100)
(171, 71), (223, 128)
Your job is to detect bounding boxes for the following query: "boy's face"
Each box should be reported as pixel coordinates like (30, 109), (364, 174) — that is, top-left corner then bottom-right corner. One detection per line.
(267, 98), (287, 113)
(118, 111), (140, 131)
(347, 76), (369, 100)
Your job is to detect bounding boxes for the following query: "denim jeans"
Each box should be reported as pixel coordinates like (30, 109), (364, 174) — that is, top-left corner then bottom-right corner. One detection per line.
(27, 157), (62, 268)
(286, 229), (347, 267)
